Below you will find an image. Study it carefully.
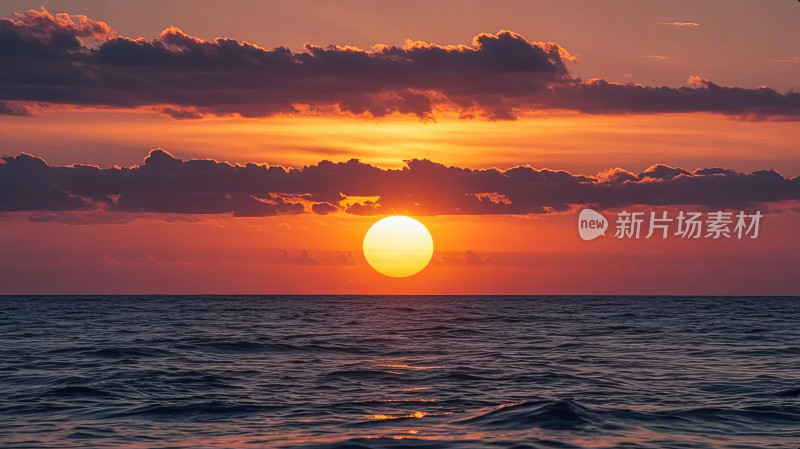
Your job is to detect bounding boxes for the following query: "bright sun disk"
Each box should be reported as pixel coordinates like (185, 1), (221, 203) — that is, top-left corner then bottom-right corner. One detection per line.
(363, 216), (434, 277)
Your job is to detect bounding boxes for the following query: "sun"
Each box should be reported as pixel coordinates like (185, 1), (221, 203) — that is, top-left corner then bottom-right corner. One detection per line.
(363, 216), (434, 277)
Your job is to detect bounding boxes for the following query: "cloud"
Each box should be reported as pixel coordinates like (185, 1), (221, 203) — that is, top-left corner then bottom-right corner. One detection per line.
(459, 250), (489, 266)
(0, 153), (89, 211)
(0, 8), (798, 121)
(292, 249), (321, 265)
(433, 250), (491, 267)
(1, 7), (113, 43)
(771, 56), (800, 64)
(463, 250), (486, 266)
(2, 150), (799, 217)
(659, 22), (700, 27)
(275, 250), (289, 264)
(311, 202), (340, 215)
(274, 249), (356, 266)
(333, 251), (358, 266)
(546, 77), (800, 119)
(0, 100), (33, 115)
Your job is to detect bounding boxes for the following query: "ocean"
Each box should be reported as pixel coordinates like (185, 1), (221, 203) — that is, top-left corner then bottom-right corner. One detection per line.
(0, 295), (798, 448)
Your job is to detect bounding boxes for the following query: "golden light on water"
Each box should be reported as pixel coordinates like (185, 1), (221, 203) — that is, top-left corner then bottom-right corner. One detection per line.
(366, 411), (426, 420)
(363, 216), (434, 277)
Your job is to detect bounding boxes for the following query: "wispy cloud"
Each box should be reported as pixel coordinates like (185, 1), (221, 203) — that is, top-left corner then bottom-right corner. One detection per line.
(659, 21), (700, 27)
(641, 55), (670, 60)
(771, 56), (800, 63)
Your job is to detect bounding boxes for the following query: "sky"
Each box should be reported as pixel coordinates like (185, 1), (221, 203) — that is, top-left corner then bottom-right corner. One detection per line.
(0, 1), (798, 294)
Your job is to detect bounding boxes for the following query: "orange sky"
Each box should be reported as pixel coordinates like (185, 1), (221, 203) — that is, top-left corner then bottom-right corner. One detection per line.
(0, 2), (798, 294)
(1, 204), (797, 295)
(2, 110), (799, 176)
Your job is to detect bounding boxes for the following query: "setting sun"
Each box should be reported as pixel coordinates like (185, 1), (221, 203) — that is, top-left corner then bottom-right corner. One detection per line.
(363, 216), (434, 277)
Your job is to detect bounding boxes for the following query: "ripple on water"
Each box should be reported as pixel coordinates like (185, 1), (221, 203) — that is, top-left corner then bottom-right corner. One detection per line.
(0, 295), (798, 449)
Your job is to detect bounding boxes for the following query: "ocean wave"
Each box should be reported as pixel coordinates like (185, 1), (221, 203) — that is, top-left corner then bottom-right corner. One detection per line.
(455, 400), (593, 430)
(105, 401), (284, 420)
(83, 347), (175, 358)
(42, 385), (118, 399)
(2, 295), (800, 448)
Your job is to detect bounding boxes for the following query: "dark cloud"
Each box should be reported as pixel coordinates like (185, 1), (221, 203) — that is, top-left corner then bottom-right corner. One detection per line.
(638, 164), (691, 180)
(0, 100), (32, 115)
(311, 202), (340, 215)
(547, 77), (800, 119)
(437, 250), (488, 266)
(2, 150), (799, 217)
(1, 8), (798, 120)
(0, 153), (90, 211)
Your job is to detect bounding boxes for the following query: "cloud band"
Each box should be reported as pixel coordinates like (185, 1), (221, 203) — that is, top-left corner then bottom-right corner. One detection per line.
(1, 150), (798, 217)
(1, 8), (799, 121)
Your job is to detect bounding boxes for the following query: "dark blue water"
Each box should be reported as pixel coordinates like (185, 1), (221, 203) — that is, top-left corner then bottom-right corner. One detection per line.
(1, 296), (799, 448)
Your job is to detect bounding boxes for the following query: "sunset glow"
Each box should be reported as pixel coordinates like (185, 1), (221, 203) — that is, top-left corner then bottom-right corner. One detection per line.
(0, 0), (797, 294)
(1, 2), (799, 449)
